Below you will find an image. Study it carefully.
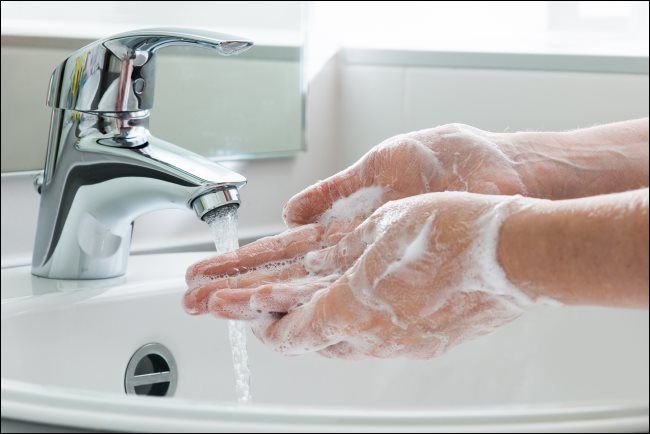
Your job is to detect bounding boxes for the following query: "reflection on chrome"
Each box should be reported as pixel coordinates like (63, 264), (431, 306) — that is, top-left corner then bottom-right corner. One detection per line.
(32, 28), (252, 280)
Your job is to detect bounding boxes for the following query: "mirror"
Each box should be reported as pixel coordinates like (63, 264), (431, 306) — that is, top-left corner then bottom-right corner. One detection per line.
(152, 43), (303, 160)
(0, 1), (305, 172)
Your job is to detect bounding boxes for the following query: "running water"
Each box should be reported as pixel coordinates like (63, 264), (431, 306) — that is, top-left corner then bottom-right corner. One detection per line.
(203, 205), (252, 404)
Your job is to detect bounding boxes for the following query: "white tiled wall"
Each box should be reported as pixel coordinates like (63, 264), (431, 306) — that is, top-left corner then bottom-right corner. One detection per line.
(340, 64), (650, 166)
(339, 66), (406, 166)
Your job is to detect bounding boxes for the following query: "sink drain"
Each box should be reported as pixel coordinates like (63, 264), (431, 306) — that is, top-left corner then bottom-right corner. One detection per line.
(125, 343), (177, 397)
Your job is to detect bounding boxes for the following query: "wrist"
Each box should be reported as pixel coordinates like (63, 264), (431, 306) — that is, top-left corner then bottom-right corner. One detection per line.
(497, 128), (648, 200)
(497, 190), (649, 308)
(496, 198), (553, 302)
(465, 195), (540, 306)
(496, 131), (582, 199)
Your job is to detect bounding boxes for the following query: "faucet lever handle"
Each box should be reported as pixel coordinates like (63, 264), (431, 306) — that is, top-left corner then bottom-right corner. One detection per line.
(47, 27), (253, 113)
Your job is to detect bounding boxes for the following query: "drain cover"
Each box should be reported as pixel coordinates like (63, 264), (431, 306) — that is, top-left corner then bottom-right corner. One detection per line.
(125, 343), (177, 397)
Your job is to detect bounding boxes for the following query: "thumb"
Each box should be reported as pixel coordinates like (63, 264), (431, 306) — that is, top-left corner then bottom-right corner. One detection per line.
(283, 159), (369, 227)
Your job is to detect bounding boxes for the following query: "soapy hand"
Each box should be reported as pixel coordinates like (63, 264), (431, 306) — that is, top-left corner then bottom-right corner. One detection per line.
(184, 119), (648, 357)
(186, 192), (535, 359)
(283, 124), (527, 245)
(283, 118), (649, 241)
(184, 124), (526, 315)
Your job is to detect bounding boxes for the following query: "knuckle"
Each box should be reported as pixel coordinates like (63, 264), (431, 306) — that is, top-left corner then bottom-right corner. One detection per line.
(435, 122), (469, 134)
(249, 286), (274, 309)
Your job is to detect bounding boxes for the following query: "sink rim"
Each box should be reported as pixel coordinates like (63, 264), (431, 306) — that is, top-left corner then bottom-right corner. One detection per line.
(1, 251), (208, 303)
(2, 378), (648, 432)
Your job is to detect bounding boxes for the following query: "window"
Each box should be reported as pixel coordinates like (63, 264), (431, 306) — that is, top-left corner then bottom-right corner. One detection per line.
(311, 1), (649, 56)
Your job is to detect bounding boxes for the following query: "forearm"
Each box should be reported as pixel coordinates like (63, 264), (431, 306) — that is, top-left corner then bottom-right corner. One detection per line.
(498, 188), (649, 308)
(498, 118), (649, 199)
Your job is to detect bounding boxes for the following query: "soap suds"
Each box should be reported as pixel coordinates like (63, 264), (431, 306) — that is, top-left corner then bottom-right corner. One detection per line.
(382, 213), (436, 277)
(319, 185), (385, 228)
(463, 196), (534, 306)
(362, 213), (438, 329)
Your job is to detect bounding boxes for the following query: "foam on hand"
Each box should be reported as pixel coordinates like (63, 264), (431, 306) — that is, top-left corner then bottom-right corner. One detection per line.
(318, 185), (385, 228)
(188, 123), (579, 360)
(463, 196), (534, 306)
(299, 191), (548, 359)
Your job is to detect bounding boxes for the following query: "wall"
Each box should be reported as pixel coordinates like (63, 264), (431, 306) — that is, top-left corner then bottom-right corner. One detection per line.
(338, 51), (649, 166)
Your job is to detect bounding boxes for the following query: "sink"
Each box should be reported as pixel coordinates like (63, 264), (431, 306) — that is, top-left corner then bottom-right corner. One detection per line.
(2, 252), (648, 432)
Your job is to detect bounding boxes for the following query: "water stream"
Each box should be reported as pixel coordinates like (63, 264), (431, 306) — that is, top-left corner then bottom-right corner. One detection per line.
(204, 205), (252, 404)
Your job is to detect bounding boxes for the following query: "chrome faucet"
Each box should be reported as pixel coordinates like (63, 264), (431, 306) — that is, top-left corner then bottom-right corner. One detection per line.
(32, 28), (252, 280)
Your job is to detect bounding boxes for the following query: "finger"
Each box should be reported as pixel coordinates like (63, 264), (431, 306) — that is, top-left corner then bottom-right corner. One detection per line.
(322, 214), (367, 245)
(251, 288), (344, 355)
(304, 218), (376, 275)
(207, 288), (259, 320)
(283, 159), (369, 227)
(207, 276), (335, 320)
(183, 277), (232, 315)
(249, 277), (336, 313)
(184, 262), (308, 315)
(186, 224), (323, 286)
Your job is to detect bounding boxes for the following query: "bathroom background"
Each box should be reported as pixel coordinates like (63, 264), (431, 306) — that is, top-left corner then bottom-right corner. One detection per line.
(1, 0), (648, 266)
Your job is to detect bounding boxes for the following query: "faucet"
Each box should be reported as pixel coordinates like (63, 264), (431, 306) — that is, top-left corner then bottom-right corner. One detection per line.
(31, 28), (252, 280)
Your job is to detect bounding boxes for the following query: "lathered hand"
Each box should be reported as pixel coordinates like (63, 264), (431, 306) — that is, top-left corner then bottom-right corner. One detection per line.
(187, 192), (536, 359)
(184, 120), (649, 359)
(283, 124), (528, 245)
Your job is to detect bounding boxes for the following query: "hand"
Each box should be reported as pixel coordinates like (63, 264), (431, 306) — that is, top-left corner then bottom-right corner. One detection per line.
(185, 124), (526, 315)
(284, 119), (650, 243)
(283, 124), (527, 245)
(186, 192), (535, 359)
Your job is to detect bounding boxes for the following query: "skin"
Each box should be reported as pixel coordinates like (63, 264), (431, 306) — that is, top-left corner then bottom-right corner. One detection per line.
(500, 118), (649, 200)
(184, 119), (649, 359)
(500, 189), (649, 308)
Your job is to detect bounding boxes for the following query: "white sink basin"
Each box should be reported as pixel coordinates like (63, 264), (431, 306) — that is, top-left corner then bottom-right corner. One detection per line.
(2, 252), (648, 432)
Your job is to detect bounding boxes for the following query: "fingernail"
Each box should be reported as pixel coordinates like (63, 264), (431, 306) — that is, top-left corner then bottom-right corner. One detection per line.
(182, 297), (200, 315)
(182, 290), (206, 315)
